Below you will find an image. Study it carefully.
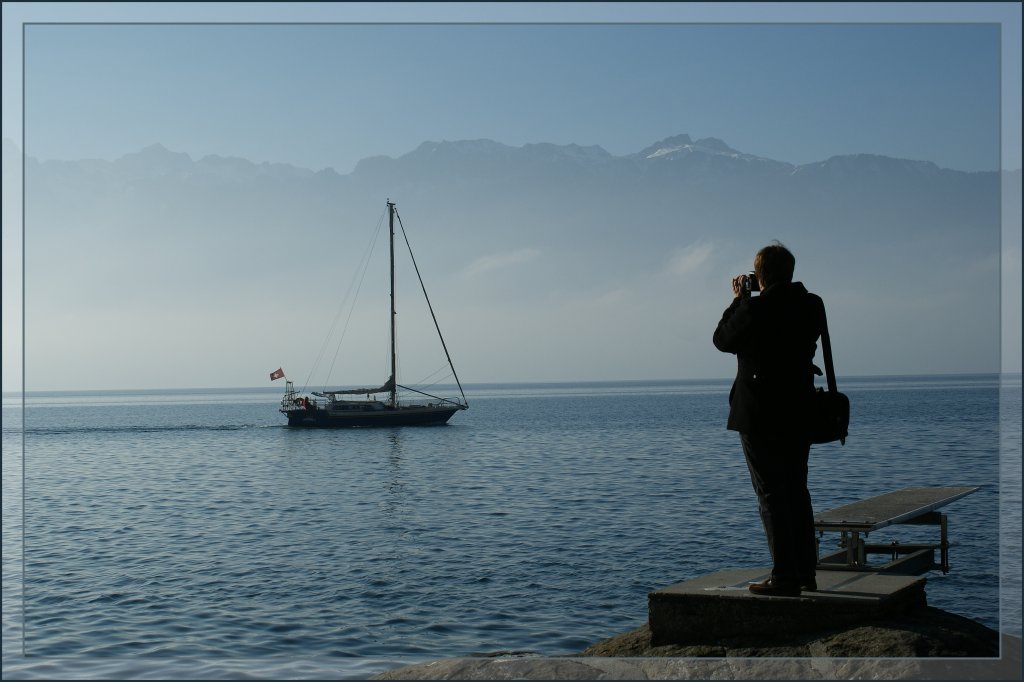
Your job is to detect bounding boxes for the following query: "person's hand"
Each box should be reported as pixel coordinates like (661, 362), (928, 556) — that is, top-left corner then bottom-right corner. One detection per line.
(732, 275), (748, 299)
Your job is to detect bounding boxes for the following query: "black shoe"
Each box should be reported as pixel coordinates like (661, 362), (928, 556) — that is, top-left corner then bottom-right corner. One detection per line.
(748, 576), (802, 597)
(800, 578), (818, 591)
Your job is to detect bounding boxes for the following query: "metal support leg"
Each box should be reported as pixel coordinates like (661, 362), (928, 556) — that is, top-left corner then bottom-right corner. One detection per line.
(940, 513), (949, 573)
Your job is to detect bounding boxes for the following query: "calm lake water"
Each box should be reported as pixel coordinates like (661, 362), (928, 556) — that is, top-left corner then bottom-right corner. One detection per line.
(2, 374), (1021, 679)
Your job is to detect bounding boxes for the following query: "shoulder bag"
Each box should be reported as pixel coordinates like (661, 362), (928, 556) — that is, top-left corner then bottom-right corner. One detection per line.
(811, 311), (850, 445)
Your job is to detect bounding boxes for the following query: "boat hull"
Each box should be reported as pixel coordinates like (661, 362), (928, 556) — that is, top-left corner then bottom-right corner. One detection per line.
(282, 404), (464, 428)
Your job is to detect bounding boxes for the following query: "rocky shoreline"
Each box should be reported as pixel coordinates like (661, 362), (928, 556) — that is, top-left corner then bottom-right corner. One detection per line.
(373, 606), (1021, 680)
(578, 605), (998, 658)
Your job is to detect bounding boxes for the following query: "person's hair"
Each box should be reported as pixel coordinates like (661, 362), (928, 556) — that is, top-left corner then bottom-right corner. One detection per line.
(754, 241), (795, 287)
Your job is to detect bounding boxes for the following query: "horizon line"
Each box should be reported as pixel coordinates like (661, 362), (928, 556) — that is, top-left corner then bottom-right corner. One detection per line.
(3, 371), (1018, 397)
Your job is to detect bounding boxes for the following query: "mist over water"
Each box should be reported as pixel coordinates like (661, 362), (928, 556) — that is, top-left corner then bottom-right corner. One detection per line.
(10, 136), (1011, 392)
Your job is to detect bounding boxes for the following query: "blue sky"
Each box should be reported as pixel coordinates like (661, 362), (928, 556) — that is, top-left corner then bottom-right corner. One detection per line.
(11, 19), (1010, 174)
(2, 2), (1021, 391)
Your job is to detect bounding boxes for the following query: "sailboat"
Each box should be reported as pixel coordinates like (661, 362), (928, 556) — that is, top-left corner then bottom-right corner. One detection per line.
(277, 200), (468, 427)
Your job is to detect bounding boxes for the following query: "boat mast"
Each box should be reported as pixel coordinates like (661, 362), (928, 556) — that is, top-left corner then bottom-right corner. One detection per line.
(388, 200), (398, 408)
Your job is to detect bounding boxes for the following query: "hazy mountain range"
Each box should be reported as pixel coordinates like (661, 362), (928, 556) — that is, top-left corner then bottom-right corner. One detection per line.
(4, 134), (1017, 388)
(11, 134), (1008, 293)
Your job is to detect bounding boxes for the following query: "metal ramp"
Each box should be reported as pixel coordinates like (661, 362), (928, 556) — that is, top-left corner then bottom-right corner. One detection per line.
(814, 486), (979, 574)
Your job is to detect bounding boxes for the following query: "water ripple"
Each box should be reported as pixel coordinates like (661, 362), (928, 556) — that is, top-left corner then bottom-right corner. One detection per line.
(3, 376), (1016, 670)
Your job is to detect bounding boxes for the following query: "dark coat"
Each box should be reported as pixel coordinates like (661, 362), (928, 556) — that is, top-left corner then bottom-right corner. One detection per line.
(713, 281), (826, 435)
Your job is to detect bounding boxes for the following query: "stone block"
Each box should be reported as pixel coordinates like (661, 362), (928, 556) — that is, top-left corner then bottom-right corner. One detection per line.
(648, 568), (927, 646)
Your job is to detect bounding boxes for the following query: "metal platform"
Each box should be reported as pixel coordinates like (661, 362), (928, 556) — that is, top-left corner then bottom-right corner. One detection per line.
(814, 486), (979, 574)
(647, 487), (979, 646)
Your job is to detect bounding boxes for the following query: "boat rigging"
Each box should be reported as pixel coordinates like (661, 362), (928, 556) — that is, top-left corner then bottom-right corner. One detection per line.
(274, 200), (468, 427)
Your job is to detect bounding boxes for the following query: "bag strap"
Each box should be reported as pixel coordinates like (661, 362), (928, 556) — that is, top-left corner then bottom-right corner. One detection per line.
(820, 309), (838, 393)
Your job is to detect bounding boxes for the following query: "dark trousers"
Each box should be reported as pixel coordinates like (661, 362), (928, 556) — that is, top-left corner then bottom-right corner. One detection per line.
(740, 432), (817, 580)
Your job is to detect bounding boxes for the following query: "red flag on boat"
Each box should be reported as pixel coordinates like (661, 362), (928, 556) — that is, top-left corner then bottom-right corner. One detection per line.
(270, 368), (285, 381)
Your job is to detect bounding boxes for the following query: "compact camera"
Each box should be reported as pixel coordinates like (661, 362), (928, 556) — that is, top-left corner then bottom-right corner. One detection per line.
(742, 272), (760, 293)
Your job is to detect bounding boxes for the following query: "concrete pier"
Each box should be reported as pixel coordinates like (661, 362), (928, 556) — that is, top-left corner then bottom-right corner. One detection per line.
(648, 567), (927, 645)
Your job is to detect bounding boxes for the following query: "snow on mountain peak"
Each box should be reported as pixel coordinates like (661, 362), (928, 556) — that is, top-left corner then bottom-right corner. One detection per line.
(643, 135), (745, 160)
(640, 135), (784, 166)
